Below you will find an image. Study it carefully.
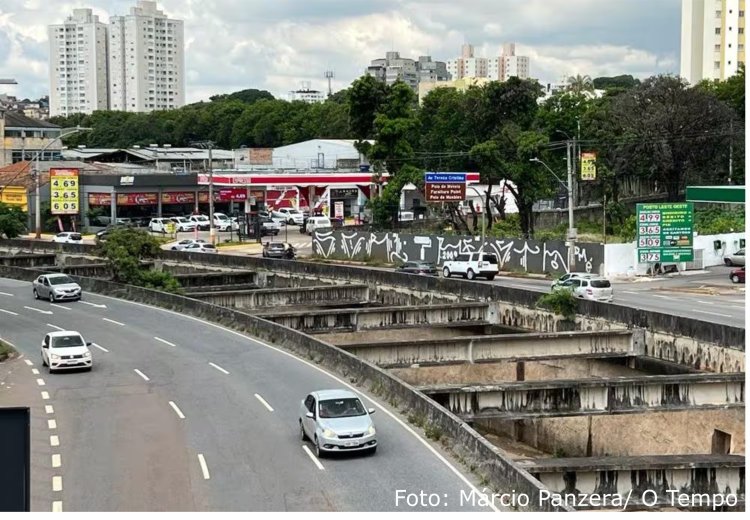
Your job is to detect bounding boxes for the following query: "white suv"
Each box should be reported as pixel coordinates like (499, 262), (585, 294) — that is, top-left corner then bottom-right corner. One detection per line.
(442, 252), (499, 281)
(149, 217), (171, 233)
(41, 331), (93, 373)
(213, 213), (239, 232)
(273, 208), (305, 225)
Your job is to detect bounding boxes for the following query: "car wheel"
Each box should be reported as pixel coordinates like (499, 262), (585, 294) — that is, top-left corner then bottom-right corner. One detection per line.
(486, 274), (496, 281)
(467, 269), (476, 280)
(443, 267), (451, 278)
(314, 436), (323, 458)
(300, 421), (308, 441)
(731, 274), (740, 283)
(33, 289), (39, 300)
(49, 292), (55, 303)
(725, 259), (733, 266)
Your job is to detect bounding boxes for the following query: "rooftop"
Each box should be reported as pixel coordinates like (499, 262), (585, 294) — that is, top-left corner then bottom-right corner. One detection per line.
(0, 110), (60, 129)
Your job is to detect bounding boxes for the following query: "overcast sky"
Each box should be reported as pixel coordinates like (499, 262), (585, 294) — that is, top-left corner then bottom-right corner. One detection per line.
(0, 0), (680, 103)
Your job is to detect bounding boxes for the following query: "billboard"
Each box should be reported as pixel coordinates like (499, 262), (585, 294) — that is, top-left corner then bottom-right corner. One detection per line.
(580, 152), (597, 181)
(116, 193), (158, 206)
(88, 193), (112, 206)
(161, 192), (195, 204)
(636, 203), (694, 263)
(50, 168), (79, 215)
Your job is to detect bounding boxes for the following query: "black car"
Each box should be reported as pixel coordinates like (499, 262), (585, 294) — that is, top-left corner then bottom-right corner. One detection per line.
(95, 224), (130, 242)
(262, 242), (288, 258)
(396, 261), (439, 276)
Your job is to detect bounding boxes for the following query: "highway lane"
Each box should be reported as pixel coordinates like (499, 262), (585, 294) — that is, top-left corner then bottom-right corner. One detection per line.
(0, 278), (493, 512)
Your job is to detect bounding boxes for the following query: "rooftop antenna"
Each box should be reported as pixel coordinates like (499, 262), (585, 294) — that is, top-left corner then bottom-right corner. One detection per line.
(324, 70), (335, 97)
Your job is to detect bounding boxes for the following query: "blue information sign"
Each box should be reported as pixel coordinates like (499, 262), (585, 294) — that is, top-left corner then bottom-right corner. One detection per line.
(424, 173), (467, 183)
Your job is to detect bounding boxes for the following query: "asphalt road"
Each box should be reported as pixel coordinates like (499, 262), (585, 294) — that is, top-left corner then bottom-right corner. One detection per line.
(0, 278), (493, 512)
(486, 266), (746, 328)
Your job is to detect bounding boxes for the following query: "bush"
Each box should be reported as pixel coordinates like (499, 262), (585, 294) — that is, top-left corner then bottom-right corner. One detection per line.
(0, 202), (27, 239)
(139, 270), (182, 293)
(0, 339), (17, 362)
(490, 214), (523, 238)
(536, 289), (577, 320)
(695, 207), (745, 235)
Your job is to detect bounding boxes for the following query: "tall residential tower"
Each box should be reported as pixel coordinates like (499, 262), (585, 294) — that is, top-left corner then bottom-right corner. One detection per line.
(48, 8), (109, 117)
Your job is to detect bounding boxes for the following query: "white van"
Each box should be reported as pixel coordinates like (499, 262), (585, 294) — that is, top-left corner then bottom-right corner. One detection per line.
(305, 216), (332, 235)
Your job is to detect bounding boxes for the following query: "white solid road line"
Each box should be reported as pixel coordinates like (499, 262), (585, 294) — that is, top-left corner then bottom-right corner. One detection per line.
(0, 308), (18, 316)
(208, 362), (230, 375)
(91, 343), (109, 353)
(24, 305), (53, 315)
(50, 435), (59, 447)
(45, 405), (54, 414)
(52, 476), (62, 492)
(41, 391), (50, 400)
(696, 300), (716, 305)
(154, 336), (176, 347)
(621, 291), (639, 295)
(48, 419), (57, 430)
(52, 501), (63, 512)
(79, 301), (107, 309)
(692, 309), (732, 318)
(168, 401), (186, 419)
(102, 317), (125, 326)
(47, 323), (64, 331)
(197, 454), (211, 480)
(37, 378), (46, 386)
(52, 454), (61, 468)
(302, 445), (325, 470)
(254, 393), (274, 412)
(50, 303), (72, 311)
(32, 368), (40, 375)
(0, 291), (14, 296)
(87, 291), (502, 511)
(24, 359), (33, 366)
(652, 295), (674, 300)
(134, 369), (150, 381)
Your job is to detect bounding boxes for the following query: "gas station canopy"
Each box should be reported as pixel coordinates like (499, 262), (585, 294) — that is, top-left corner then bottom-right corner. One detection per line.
(685, 185), (745, 204)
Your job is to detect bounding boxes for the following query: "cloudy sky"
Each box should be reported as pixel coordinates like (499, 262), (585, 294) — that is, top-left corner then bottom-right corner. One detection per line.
(0, 0), (680, 103)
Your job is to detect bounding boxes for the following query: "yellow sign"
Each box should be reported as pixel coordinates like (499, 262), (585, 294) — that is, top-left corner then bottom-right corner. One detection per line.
(0, 186), (28, 211)
(50, 168), (80, 215)
(580, 152), (597, 181)
(166, 222), (176, 234)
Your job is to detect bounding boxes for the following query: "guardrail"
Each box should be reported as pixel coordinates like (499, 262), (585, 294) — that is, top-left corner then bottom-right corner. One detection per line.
(0, 262), (569, 512)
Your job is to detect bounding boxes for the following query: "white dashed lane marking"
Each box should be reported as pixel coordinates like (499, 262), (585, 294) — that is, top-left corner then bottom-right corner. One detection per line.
(302, 445), (325, 470)
(50, 303), (71, 311)
(45, 405), (54, 414)
(50, 435), (59, 447)
(154, 337), (176, 347)
(102, 317), (125, 326)
(0, 308), (18, 316)
(254, 393), (274, 412)
(168, 401), (186, 419)
(91, 343), (109, 353)
(47, 323), (65, 331)
(197, 454), (210, 480)
(52, 476), (62, 492)
(52, 501), (63, 512)
(52, 454), (61, 468)
(208, 362), (229, 375)
(134, 369), (150, 381)
(41, 391), (50, 400)
(37, 378), (46, 386)
(24, 359), (33, 366)
(48, 419), (57, 430)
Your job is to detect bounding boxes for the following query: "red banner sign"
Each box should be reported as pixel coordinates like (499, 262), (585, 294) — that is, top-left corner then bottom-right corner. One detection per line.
(162, 192), (195, 204)
(198, 190), (265, 203)
(218, 188), (248, 201)
(88, 193), (112, 206)
(116, 193), (158, 206)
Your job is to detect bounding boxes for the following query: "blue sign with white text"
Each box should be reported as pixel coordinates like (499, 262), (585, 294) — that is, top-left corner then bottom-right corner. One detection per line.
(424, 173), (467, 183)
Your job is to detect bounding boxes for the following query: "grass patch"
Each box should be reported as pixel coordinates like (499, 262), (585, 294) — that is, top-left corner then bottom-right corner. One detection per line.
(0, 339), (17, 362)
(425, 423), (443, 441)
(407, 412), (427, 428)
(536, 289), (577, 320)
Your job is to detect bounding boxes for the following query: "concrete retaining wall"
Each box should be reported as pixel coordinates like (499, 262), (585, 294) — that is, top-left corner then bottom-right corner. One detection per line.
(190, 284), (370, 309)
(170, 270), (258, 288)
(0, 254), (57, 267)
(0, 262), (567, 512)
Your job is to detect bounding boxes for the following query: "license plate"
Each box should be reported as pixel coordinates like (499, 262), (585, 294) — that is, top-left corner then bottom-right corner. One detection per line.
(344, 441), (358, 447)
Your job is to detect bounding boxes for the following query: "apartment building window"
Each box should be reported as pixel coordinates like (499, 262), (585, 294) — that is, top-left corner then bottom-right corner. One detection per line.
(716, 27), (722, 34)
(740, 27), (745, 34)
(715, 44), (722, 51)
(740, 44), (745, 51)
(740, 10), (745, 17)
(715, 61), (721, 68)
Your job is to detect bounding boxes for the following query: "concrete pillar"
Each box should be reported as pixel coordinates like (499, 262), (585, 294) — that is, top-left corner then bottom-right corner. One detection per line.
(110, 190), (117, 222)
(157, 189), (162, 217)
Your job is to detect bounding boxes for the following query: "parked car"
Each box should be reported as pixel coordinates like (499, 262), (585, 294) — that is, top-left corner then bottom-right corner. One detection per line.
(551, 272), (594, 289)
(262, 242), (288, 259)
(171, 239), (206, 251)
(32, 273), (82, 302)
(95, 224), (129, 243)
(170, 216), (197, 232)
(299, 389), (377, 457)
(260, 217), (281, 236)
(52, 232), (82, 244)
(213, 212), (239, 232)
(183, 243), (217, 254)
(557, 277), (614, 302)
(188, 215), (210, 231)
(730, 267), (745, 284)
(396, 261), (438, 276)
(149, 217), (173, 234)
(305, 216), (332, 235)
(41, 331), (92, 373)
(273, 208), (305, 226)
(442, 252), (499, 281)
(724, 249), (745, 267)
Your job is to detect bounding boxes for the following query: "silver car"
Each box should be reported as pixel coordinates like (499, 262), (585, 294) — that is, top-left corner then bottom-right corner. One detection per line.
(33, 274), (82, 302)
(299, 389), (377, 457)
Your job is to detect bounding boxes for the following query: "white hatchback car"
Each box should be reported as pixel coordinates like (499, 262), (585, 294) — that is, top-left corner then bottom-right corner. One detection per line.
(299, 389), (377, 457)
(558, 277), (614, 302)
(41, 331), (93, 373)
(52, 232), (83, 244)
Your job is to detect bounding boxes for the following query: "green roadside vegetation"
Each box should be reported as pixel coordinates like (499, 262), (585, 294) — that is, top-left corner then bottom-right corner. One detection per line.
(0, 339), (17, 362)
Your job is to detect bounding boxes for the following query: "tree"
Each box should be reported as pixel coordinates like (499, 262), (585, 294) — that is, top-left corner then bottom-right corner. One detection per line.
(0, 203), (27, 239)
(347, 75), (389, 156)
(370, 82), (420, 175)
(566, 74), (594, 95)
(592, 75), (640, 91)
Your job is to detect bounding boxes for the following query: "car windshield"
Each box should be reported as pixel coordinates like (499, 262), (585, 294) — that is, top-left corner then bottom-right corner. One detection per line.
(288, 209), (301, 214)
(591, 280), (611, 288)
(49, 276), (74, 286)
(318, 397), (366, 418)
(52, 335), (85, 348)
(193, 216), (208, 221)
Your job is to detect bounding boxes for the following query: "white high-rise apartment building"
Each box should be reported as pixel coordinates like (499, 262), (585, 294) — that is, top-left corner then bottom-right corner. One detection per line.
(109, 1), (185, 112)
(449, 43), (529, 81)
(681, 0), (746, 83)
(48, 9), (109, 117)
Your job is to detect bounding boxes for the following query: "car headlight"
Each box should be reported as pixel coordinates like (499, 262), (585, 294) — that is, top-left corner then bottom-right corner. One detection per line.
(83, 351), (92, 358)
(367, 425), (376, 436)
(50, 354), (60, 360)
(321, 428), (337, 439)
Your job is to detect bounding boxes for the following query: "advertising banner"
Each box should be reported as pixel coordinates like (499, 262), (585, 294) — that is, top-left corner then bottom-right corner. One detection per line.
(218, 188), (248, 202)
(50, 168), (79, 215)
(334, 201), (344, 218)
(87, 193), (112, 206)
(116, 193), (158, 206)
(161, 192), (195, 204)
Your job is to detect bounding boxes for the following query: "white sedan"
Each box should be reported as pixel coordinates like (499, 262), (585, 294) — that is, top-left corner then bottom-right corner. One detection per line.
(170, 239), (207, 251)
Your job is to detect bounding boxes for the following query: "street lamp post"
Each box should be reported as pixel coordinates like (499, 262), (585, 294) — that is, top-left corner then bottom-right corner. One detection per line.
(530, 156), (576, 271)
(32, 126), (92, 239)
(191, 141), (216, 244)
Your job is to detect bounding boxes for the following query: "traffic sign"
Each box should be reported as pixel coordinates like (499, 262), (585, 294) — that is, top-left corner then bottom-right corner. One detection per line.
(425, 173), (466, 183)
(424, 172), (467, 202)
(636, 203), (694, 263)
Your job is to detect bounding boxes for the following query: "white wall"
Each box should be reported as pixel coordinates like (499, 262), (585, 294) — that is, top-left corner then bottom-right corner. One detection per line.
(604, 232), (746, 277)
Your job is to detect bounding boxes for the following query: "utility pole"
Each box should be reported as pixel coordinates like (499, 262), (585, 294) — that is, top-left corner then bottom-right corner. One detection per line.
(566, 140), (576, 271)
(208, 143), (215, 245)
(729, 119), (733, 184)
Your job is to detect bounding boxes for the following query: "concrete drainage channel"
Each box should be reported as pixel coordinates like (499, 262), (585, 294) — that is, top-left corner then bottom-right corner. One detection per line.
(0, 240), (746, 511)
(0, 261), (566, 513)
